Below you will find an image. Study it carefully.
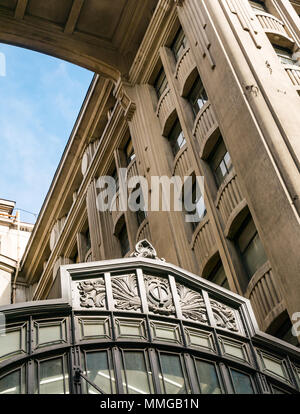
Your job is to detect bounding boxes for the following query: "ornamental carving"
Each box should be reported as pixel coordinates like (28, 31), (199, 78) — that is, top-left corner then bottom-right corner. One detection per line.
(177, 284), (208, 323)
(210, 300), (239, 332)
(131, 239), (165, 261)
(111, 274), (141, 311)
(145, 276), (175, 316)
(77, 278), (106, 309)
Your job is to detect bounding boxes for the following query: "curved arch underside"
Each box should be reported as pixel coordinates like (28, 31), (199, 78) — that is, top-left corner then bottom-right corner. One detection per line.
(0, 0), (158, 81)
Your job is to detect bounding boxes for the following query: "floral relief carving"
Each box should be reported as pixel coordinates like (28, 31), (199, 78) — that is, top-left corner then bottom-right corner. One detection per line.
(210, 299), (239, 332)
(77, 278), (106, 309)
(144, 276), (175, 316)
(177, 284), (208, 323)
(111, 274), (141, 311)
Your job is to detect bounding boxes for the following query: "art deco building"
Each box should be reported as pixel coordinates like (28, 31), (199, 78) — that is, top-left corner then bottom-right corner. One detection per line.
(0, 0), (300, 395)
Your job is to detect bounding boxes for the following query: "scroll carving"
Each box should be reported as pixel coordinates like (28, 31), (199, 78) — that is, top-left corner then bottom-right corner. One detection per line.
(210, 299), (239, 332)
(145, 276), (175, 315)
(114, 78), (136, 121)
(177, 284), (208, 323)
(111, 274), (141, 311)
(77, 278), (106, 308)
(131, 239), (165, 261)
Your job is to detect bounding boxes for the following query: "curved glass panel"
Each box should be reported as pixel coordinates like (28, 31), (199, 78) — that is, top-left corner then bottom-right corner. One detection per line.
(121, 351), (154, 394)
(159, 353), (188, 394)
(231, 369), (254, 394)
(195, 359), (222, 394)
(35, 356), (69, 394)
(0, 368), (25, 394)
(83, 351), (115, 394)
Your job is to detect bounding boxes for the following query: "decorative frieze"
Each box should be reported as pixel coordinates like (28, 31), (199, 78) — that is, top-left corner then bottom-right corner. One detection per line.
(210, 299), (239, 332)
(111, 274), (141, 311)
(177, 284), (208, 323)
(77, 278), (106, 309)
(144, 275), (175, 316)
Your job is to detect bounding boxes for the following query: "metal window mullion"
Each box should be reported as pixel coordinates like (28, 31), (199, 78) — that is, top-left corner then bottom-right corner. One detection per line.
(148, 348), (162, 394)
(219, 363), (234, 394)
(112, 347), (124, 394)
(184, 353), (199, 394)
(120, 349), (129, 394)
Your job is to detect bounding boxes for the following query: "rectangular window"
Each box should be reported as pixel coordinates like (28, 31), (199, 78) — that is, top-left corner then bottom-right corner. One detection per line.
(209, 138), (233, 188)
(35, 356), (69, 394)
(125, 138), (136, 166)
(171, 27), (187, 61)
(119, 223), (130, 257)
(0, 368), (26, 394)
(154, 68), (168, 100)
(121, 350), (154, 394)
(83, 351), (115, 394)
(209, 262), (230, 289)
(249, 0), (267, 12)
(194, 359), (222, 394)
(168, 119), (186, 156)
(159, 353), (189, 394)
(237, 217), (267, 279)
(230, 369), (254, 394)
(273, 46), (296, 66)
(187, 76), (208, 116)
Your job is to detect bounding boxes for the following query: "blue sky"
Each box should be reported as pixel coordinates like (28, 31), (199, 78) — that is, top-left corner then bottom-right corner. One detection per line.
(0, 43), (93, 224)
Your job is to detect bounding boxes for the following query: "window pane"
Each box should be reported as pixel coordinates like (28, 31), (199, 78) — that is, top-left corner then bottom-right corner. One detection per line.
(262, 356), (286, 379)
(119, 224), (130, 257)
(210, 264), (229, 289)
(0, 369), (24, 394)
(195, 360), (222, 394)
(242, 233), (267, 278)
(122, 351), (153, 394)
(37, 357), (68, 394)
(172, 28), (187, 61)
(231, 369), (254, 394)
(159, 354), (188, 394)
(0, 328), (24, 360)
(188, 77), (208, 116)
(168, 119), (186, 156)
(85, 351), (115, 394)
(38, 324), (62, 345)
(154, 69), (168, 99)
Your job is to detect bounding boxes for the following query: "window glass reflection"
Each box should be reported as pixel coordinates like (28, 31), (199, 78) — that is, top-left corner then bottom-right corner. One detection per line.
(84, 351), (115, 394)
(0, 369), (25, 394)
(195, 360), (222, 394)
(36, 357), (69, 394)
(231, 369), (254, 394)
(121, 351), (154, 394)
(159, 353), (188, 394)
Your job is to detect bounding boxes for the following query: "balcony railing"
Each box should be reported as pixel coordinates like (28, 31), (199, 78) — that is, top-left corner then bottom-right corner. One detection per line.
(127, 158), (138, 182)
(156, 87), (176, 131)
(136, 217), (151, 243)
(192, 102), (218, 158)
(245, 262), (285, 332)
(172, 144), (191, 179)
(284, 64), (300, 91)
(191, 216), (217, 273)
(255, 11), (293, 44)
(174, 47), (197, 95)
(215, 170), (246, 236)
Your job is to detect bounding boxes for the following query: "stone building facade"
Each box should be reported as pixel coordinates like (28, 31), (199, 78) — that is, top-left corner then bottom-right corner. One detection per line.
(0, 0), (299, 348)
